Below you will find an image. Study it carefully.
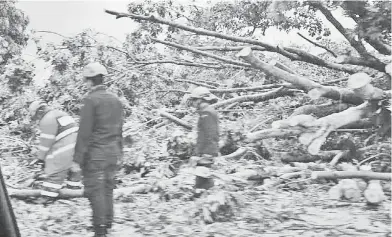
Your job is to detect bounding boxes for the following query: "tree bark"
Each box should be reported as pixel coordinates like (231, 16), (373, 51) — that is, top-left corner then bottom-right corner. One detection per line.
(311, 171), (391, 181)
(237, 47), (364, 105)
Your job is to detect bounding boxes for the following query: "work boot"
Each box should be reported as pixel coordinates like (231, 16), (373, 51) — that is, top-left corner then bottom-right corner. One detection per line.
(105, 223), (112, 234)
(94, 225), (107, 237)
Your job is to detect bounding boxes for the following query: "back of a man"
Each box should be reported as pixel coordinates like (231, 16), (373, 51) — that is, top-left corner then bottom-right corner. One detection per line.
(73, 62), (124, 237)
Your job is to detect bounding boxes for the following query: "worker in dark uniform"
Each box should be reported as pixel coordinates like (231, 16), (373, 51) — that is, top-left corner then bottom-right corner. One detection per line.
(28, 101), (81, 198)
(187, 87), (219, 190)
(72, 62), (124, 237)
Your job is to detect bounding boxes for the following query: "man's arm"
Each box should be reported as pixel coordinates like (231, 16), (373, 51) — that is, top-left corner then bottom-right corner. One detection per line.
(73, 97), (95, 165)
(37, 115), (58, 161)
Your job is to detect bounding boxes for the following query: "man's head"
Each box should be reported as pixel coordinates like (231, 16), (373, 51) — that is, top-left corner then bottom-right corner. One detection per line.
(82, 62), (108, 88)
(29, 100), (48, 121)
(187, 87), (218, 108)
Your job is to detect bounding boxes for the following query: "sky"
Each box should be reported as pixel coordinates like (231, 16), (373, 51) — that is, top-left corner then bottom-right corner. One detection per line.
(15, 0), (354, 83)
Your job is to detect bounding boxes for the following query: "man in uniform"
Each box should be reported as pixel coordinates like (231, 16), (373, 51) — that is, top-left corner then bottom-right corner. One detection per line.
(187, 87), (220, 190)
(28, 101), (81, 198)
(72, 62), (124, 237)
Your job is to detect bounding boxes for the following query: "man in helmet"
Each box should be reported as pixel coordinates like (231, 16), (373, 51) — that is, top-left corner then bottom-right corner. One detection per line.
(187, 86), (220, 190)
(28, 100), (81, 199)
(73, 62), (124, 237)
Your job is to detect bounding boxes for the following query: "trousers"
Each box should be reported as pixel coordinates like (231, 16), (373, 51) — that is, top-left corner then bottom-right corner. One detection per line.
(83, 160), (117, 228)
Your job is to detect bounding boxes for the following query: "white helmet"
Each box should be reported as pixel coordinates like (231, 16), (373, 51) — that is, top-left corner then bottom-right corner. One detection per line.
(189, 87), (218, 102)
(29, 100), (47, 117)
(82, 62), (108, 78)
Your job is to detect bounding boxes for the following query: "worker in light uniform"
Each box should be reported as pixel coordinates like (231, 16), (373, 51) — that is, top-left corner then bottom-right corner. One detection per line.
(29, 101), (81, 198)
(187, 87), (220, 190)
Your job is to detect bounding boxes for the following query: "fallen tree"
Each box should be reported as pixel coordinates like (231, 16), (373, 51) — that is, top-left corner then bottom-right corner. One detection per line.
(7, 184), (154, 199)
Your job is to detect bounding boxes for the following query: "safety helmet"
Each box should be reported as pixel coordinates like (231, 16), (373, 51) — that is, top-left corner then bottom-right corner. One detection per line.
(82, 62), (108, 78)
(189, 87), (218, 102)
(29, 101), (47, 117)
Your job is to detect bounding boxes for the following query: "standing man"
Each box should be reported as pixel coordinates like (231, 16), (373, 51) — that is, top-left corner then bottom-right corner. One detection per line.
(187, 87), (220, 190)
(72, 62), (124, 237)
(28, 101), (81, 198)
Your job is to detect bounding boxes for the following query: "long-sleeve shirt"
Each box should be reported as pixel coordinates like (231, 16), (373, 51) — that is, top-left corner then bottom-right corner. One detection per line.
(195, 104), (219, 156)
(73, 85), (124, 166)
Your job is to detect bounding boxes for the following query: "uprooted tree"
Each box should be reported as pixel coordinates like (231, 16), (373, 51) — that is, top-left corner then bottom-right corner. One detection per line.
(105, 0), (391, 158)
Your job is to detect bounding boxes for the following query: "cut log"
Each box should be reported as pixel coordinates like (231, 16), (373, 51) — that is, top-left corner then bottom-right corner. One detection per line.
(212, 87), (293, 109)
(8, 184), (153, 199)
(311, 171), (392, 181)
(347, 72), (385, 100)
(237, 47), (363, 105)
(364, 180), (386, 205)
(155, 110), (192, 130)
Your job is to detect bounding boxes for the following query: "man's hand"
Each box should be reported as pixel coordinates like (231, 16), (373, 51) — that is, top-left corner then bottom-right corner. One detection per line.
(70, 162), (81, 173)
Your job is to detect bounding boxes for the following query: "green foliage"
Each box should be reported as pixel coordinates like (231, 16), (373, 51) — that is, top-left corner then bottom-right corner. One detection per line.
(0, 0), (29, 68)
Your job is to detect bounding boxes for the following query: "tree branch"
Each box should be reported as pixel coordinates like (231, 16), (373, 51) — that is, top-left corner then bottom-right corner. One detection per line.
(151, 38), (252, 68)
(210, 83), (292, 93)
(237, 47), (364, 105)
(363, 37), (392, 55)
(310, 2), (386, 72)
(193, 45), (266, 52)
(297, 32), (337, 58)
(336, 56), (387, 71)
(212, 87), (294, 108)
(104, 9), (379, 73)
(133, 60), (225, 69)
(104, 9), (300, 59)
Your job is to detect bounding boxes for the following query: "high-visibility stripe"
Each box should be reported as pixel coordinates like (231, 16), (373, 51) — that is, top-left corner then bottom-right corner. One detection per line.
(40, 133), (56, 139)
(40, 190), (59, 197)
(66, 181), (83, 187)
(38, 145), (50, 152)
(57, 116), (75, 126)
(46, 143), (76, 160)
(42, 182), (62, 189)
(55, 127), (78, 141)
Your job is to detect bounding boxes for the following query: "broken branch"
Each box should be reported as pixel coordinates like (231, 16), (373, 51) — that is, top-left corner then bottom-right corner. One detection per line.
(311, 171), (391, 181)
(297, 32), (337, 58)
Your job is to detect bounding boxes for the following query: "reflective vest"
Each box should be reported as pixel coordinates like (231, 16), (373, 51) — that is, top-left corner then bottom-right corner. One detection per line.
(37, 110), (78, 175)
